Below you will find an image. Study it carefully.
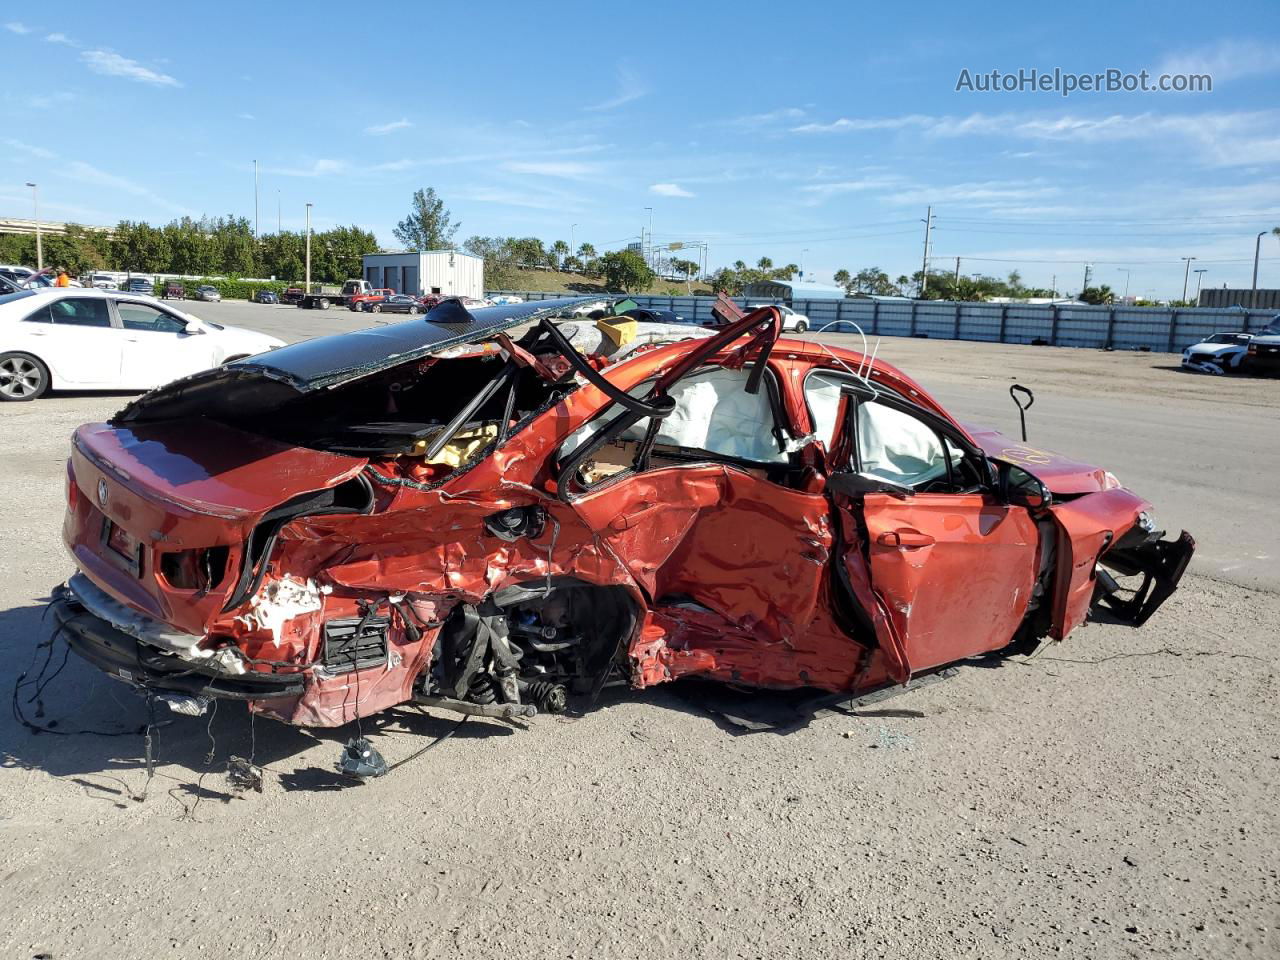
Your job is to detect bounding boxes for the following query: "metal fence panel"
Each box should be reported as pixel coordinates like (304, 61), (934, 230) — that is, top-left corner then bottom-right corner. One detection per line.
(484, 291), (1279, 353)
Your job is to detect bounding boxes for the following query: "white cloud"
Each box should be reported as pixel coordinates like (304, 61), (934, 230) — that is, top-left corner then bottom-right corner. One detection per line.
(4, 22), (32, 34)
(238, 112), (255, 120)
(5, 138), (57, 159)
(44, 32), (74, 45)
(365, 118), (412, 135)
(62, 160), (186, 214)
(790, 109), (1280, 168)
(454, 186), (586, 211)
(725, 107), (807, 128)
(262, 158), (347, 177)
(1158, 40), (1280, 84)
(792, 115), (933, 134)
(649, 183), (695, 198)
(81, 49), (180, 86)
(799, 176), (903, 196)
(882, 180), (1061, 207)
(585, 64), (647, 111)
(503, 160), (597, 179)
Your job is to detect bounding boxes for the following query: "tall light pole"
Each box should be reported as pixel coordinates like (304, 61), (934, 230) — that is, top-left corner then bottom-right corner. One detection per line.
(1252, 230), (1270, 306)
(800, 248), (809, 279)
(1193, 268), (1207, 301)
(253, 159), (260, 239)
(24, 182), (41, 270)
(277, 190), (282, 233)
(1180, 256), (1196, 302)
(305, 202), (313, 293)
(570, 223), (578, 258)
(919, 206), (933, 296)
(1116, 268), (1131, 301)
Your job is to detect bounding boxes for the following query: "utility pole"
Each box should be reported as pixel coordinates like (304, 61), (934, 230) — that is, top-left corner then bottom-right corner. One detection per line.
(305, 202), (313, 293)
(1050, 274), (1056, 297)
(1193, 268), (1207, 301)
(24, 182), (41, 271)
(1253, 231), (1269, 306)
(1180, 256), (1196, 302)
(570, 223), (577, 261)
(253, 159), (260, 239)
(919, 206), (933, 296)
(953, 257), (961, 284)
(1082, 263), (1091, 294)
(643, 207), (654, 269)
(1117, 268), (1131, 301)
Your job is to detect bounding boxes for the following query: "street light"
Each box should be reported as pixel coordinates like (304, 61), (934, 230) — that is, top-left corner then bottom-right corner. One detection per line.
(1252, 230), (1270, 306)
(1193, 268), (1208, 301)
(1180, 256), (1196, 303)
(570, 223), (578, 256)
(305, 202), (313, 294)
(253, 159), (260, 239)
(801, 248), (809, 280)
(1116, 268), (1132, 301)
(25, 182), (41, 271)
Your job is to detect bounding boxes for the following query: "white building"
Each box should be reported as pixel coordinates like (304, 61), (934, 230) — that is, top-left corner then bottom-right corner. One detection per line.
(362, 250), (484, 299)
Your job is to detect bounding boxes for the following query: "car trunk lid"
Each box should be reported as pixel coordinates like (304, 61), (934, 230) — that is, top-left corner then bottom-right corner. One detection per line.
(65, 419), (369, 636)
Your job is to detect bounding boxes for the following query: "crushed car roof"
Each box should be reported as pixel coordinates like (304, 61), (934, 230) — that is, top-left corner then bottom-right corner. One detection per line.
(114, 295), (613, 424)
(232, 296), (610, 391)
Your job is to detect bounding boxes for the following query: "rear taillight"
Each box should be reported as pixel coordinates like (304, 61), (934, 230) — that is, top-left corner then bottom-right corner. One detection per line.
(66, 462), (80, 509)
(158, 547), (230, 591)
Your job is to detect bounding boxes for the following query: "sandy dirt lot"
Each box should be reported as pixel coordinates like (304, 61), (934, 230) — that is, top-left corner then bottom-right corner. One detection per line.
(1, 303), (1276, 959)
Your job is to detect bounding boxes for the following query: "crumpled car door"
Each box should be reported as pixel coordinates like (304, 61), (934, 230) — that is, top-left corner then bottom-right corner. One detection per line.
(828, 385), (1039, 675)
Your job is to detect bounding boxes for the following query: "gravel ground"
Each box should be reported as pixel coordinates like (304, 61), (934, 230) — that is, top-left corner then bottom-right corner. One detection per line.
(1, 304), (1276, 959)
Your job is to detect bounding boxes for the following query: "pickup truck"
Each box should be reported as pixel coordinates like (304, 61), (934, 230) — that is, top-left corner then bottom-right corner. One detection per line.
(296, 279), (374, 310)
(349, 287), (395, 312)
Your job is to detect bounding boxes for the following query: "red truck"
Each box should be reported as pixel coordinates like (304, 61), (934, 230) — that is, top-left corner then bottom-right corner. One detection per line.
(348, 288), (395, 312)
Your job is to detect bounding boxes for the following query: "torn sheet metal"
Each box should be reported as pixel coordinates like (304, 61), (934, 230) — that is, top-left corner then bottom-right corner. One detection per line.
(53, 306), (1193, 730)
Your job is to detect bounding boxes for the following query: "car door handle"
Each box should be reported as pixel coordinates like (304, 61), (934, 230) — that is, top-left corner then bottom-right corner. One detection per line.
(878, 529), (935, 548)
(609, 501), (659, 532)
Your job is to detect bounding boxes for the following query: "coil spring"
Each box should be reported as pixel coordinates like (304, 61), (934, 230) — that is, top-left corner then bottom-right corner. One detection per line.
(467, 674), (497, 704)
(524, 680), (568, 714)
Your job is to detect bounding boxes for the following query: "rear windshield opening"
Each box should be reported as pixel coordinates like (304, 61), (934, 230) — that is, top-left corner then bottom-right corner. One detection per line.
(228, 353), (568, 468)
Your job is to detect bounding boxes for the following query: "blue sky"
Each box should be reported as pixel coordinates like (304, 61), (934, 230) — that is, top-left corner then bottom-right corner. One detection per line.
(4, 0), (1280, 297)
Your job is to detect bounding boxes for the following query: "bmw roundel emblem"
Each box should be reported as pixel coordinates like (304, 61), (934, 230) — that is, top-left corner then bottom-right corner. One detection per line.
(97, 478), (108, 507)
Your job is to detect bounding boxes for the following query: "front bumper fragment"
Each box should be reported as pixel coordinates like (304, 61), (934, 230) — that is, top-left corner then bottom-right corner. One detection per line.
(1096, 529), (1196, 626)
(51, 585), (305, 700)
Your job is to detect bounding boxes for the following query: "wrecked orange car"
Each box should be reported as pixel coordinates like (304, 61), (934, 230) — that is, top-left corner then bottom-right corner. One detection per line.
(52, 296), (1193, 737)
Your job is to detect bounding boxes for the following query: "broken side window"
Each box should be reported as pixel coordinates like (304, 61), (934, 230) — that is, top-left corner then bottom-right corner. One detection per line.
(558, 365), (789, 489)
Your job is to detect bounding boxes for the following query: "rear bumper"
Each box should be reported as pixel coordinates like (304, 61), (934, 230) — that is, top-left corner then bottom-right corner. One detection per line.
(52, 584), (305, 700)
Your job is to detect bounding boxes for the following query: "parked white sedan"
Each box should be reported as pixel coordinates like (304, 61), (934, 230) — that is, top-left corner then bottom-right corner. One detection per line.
(0, 289), (283, 401)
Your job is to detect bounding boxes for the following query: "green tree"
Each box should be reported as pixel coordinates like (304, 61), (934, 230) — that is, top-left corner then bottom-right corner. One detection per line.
(599, 249), (655, 292)
(393, 187), (458, 251)
(670, 257), (700, 292)
(550, 240), (570, 270)
(1080, 285), (1115, 305)
(833, 268), (851, 293)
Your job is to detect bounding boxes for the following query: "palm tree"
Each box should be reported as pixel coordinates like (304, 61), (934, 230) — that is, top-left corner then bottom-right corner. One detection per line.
(550, 240), (570, 270)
